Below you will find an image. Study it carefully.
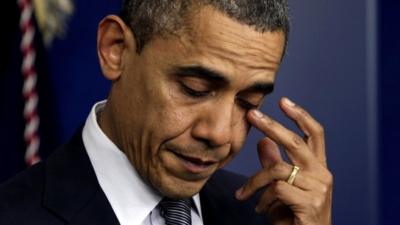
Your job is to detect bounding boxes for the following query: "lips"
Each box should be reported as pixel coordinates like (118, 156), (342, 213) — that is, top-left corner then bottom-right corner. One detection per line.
(166, 148), (218, 174)
(173, 151), (217, 165)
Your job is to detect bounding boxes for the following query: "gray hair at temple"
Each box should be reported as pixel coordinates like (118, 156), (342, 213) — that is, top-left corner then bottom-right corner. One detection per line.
(120, 0), (290, 53)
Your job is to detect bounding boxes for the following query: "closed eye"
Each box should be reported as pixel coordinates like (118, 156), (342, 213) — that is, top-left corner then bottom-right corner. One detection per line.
(180, 82), (210, 97)
(237, 98), (259, 110)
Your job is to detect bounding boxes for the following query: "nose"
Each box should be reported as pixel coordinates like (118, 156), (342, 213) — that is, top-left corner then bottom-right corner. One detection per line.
(191, 101), (234, 148)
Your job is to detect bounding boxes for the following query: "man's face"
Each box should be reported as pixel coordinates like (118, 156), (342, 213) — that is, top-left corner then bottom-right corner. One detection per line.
(106, 6), (285, 198)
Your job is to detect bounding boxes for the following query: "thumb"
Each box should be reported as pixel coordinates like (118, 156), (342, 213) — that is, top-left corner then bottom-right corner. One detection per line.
(258, 137), (282, 168)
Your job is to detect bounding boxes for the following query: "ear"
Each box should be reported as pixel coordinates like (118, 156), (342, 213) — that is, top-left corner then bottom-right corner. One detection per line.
(97, 15), (136, 81)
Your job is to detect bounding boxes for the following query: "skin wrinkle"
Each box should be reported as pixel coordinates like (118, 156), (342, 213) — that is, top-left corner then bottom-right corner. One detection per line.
(204, 36), (282, 68)
(205, 45), (280, 73)
(197, 32), (282, 74)
(201, 6), (283, 58)
(174, 7), (282, 75)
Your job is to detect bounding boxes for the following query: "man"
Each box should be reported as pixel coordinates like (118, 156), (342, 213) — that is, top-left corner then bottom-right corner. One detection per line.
(0, 1), (332, 225)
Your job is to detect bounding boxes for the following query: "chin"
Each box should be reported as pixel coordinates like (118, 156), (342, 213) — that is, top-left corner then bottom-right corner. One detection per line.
(154, 175), (209, 199)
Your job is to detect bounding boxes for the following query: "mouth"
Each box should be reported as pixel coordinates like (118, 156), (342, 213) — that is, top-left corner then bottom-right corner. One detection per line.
(166, 148), (218, 174)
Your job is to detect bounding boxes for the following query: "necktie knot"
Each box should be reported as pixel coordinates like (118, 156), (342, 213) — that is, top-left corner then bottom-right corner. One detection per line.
(159, 198), (192, 225)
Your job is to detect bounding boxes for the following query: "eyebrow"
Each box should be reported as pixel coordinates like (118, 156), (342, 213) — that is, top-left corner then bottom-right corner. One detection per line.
(244, 82), (275, 95)
(172, 65), (274, 94)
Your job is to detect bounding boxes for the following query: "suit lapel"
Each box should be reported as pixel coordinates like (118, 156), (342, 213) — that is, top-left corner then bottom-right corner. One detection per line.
(200, 170), (269, 225)
(200, 185), (227, 225)
(200, 174), (241, 225)
(42, 130), (119, 225)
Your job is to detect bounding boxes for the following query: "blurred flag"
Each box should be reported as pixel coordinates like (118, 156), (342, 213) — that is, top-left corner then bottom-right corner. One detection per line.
(0, 0), (74, 182)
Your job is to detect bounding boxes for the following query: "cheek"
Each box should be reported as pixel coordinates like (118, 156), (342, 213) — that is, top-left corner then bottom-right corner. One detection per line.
(231, 107), (251, 141)
(218, 120), (249, 168)
(154, 86), (199, 138)
(231, 117), (251, 153)
(143, 106), (193, 171)
(151, 104), (195, 142)
(218, 121), (248, 167)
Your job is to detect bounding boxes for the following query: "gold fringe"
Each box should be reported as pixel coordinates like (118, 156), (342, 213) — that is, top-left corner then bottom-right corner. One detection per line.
(32, 0), (74, 47)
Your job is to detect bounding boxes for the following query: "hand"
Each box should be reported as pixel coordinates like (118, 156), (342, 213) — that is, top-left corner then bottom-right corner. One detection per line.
(235, 97), (332, 225)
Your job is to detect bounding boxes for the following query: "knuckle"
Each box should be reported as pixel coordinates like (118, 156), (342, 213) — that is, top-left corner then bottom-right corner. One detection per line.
(297, 106), (312, 120)
(314, 122), (325, 135)
(246, 176), (257, 188)
(311, 197), (324, 209)
(289, 135), (304, 149)
(256, 116), (275, 132)
(263, 116), (275, 127)
(298, 107), (309, 117)
(272, 180), (285, 195)
(319, 167), (333, 184)
(325, 171), (334, 186)
(318, 183), (330, 195)
(316, 170), (333, 194)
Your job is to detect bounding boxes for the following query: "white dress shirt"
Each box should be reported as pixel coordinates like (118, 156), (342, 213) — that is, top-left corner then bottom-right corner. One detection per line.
(82, 100), (204, 225)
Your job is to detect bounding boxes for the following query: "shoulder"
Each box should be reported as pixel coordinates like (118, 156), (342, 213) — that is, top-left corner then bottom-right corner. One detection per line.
(0, 132), (83, 224)
(0, 138), (73, 211)
(0, 161), (50, 224)
(0, 162), (45, 205)
(201, 169), (269, 225)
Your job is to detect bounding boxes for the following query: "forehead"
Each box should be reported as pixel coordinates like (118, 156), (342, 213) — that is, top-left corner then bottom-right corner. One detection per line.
(145, 6), (285, 83)
(184, 6), (285, 69)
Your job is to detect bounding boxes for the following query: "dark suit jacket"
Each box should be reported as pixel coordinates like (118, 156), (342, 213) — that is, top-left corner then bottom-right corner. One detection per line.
(0, 131), (269, 225)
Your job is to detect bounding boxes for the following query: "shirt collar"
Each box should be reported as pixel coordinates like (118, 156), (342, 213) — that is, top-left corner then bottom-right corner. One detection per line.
(82, 100), (202, 225)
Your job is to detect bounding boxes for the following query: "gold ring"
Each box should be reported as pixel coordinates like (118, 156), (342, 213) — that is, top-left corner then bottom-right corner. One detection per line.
(286, 165), (300, 185)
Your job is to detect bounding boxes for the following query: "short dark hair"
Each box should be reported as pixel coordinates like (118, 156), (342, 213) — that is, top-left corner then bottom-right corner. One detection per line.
(120, 0), (289, 53)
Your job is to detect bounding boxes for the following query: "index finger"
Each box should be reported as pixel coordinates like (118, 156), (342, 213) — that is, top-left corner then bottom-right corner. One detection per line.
(247, 109), (315, 168)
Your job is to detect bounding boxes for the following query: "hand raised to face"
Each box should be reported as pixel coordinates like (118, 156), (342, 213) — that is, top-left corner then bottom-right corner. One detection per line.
(236, 97), (332, 225)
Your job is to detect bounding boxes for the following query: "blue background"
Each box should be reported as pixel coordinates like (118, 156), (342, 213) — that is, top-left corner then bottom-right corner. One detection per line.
(2, 0), (399, 224)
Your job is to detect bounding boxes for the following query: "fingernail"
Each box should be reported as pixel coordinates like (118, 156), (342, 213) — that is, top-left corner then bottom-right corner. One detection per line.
(235, 187), (243, 199)
(283, 97), (295, 107)
(252, 109), (264, 118)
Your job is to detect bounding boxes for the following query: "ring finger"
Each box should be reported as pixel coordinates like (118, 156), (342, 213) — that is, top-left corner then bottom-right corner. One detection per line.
(236, 161), (313, 201)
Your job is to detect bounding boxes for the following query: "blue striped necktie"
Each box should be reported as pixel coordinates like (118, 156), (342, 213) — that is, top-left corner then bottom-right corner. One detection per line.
(159, 198), (192, 225)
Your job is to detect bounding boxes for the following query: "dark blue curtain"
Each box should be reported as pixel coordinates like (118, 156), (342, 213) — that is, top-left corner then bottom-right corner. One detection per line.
(379, 1), (400, 224)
